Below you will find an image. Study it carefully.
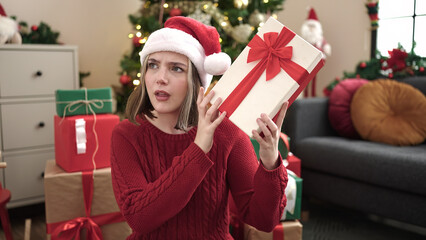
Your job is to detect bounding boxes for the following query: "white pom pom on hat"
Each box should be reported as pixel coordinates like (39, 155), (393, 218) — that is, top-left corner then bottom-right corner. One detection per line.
(139, 16), (231, 89)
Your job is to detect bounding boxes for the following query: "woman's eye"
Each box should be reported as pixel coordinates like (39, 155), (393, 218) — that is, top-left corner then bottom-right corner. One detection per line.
(172, 66), (184, 72)
(148, 63), (158, 69)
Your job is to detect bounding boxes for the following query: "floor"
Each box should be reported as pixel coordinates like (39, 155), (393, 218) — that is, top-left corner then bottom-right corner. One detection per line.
(1, 198), (426, 240)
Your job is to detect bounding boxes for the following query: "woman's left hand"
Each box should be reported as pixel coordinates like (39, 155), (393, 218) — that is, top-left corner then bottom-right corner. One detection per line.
(252, 101), (289, 170)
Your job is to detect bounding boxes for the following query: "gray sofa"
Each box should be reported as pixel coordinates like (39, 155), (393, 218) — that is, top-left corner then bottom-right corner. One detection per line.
(282, 77), (426, 227)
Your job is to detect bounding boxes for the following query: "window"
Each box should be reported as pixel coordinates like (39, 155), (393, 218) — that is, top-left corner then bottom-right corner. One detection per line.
(376, 0), (426, 57)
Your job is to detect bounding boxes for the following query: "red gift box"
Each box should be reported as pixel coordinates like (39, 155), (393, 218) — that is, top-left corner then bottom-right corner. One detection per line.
(54, 114), (119, 172)
(280, 133), (301, 177)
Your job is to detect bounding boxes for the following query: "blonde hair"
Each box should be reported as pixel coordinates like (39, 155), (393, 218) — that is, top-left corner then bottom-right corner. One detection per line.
(126, 55), (201, 131)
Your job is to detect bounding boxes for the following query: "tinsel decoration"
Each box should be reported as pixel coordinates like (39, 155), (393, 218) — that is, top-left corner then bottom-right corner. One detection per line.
(366, 0), (379, 29)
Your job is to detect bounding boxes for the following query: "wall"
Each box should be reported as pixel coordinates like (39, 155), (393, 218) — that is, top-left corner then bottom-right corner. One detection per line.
(1, 0), (371, 96)
(1, 0), (141, 89)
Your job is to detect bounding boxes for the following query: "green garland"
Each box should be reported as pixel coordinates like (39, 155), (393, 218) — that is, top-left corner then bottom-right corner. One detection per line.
(324, 44), (426, 96)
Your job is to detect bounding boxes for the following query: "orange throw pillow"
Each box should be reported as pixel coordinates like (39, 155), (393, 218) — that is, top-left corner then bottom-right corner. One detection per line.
(351, 79), (426, 146)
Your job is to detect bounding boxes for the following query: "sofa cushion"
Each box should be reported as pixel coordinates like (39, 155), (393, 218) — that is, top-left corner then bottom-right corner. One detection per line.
(328, 78), (369, 139)
(296, 136), (426, 197)
(351, 79), (426, 146)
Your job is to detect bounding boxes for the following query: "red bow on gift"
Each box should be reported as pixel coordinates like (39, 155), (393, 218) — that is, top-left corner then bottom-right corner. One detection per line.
(51, 217), (103, 240)
(47, 172), (126, 240)
(219, 26), (309, 117)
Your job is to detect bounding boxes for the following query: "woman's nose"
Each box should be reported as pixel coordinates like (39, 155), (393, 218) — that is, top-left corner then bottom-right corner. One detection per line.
(156, 67), (169, 85)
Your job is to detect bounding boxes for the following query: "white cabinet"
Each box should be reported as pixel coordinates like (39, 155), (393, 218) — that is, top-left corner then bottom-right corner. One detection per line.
(0, 44), (79, 208)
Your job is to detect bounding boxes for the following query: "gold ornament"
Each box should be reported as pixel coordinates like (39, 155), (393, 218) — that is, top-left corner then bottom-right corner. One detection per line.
(248, 9), (266, 27)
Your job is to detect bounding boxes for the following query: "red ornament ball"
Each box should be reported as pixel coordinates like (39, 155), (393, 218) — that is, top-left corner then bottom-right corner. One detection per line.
(132, 36), (142, 47)
(169, 8), (182, 17)
(120, 74), (132, 85)
(388, 73), (394, 78)
(420, 67), (425, 72)
(359, 62), (367, 68)
(31, 25), (38, 31)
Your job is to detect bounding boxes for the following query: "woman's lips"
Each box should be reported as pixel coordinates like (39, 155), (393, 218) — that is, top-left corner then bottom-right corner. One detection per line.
(154, 90), (170, 101)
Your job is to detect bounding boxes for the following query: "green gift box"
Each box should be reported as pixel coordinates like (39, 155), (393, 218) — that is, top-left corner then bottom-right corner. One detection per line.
(56, 87), (113, 117)
(282, 173), (302, 220)
(250, 134), (289, 159)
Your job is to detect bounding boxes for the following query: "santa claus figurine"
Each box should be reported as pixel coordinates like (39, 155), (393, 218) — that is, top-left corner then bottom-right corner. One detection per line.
(301, 7), (331, 97)
(0, 3), (22, 44)
(301, 7), (331, 58)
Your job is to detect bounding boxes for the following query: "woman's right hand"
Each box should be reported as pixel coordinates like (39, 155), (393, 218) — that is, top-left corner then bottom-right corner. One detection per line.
(194, 87), (227, 153)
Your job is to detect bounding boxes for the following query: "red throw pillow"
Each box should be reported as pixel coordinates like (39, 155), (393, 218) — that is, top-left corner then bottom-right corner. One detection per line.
(328, 78), (369, 138)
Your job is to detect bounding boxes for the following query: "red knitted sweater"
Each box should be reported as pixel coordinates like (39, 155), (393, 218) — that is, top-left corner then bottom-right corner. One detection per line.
(110, 117), (288, 239)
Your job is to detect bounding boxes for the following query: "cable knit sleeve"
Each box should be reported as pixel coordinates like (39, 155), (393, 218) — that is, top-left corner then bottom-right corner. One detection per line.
(226, 127), (288, 232)
(110, 124), (213, 234)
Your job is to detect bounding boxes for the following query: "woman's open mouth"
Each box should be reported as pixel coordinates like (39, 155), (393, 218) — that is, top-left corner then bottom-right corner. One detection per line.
(154, 90), (170, 101)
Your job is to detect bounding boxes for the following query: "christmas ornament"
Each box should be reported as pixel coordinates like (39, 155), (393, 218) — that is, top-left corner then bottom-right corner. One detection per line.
(120, 74), (132, 85)
(360, 62), (367, 68)
(169, 8), (182, 17)
(231, 24), (252, 43)
(187, 6), (211, 26)
(420, 67), (425, 72)
(248, 10), (266, 27)
(132, 36), (142, 47)
(31, 25), (38, 31)
(234, 0), (249, 9)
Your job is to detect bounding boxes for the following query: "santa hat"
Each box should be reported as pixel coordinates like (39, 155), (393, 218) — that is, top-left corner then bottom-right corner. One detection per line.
(307, 7), (318, 21)
(0, 3), (7, 17)
(139, 16), (231, 89)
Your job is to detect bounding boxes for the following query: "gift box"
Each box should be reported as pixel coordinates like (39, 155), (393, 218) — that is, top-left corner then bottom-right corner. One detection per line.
(282, 173), (302, 221)
(279, 133), (301, 177)
(54, 114), (119, 172)
(244, 220), (303, 240)
(250, 135), (288, 159)
(44, 160), (131, 240)
(251, 132), (301, 176)
(211, 17), (324, 137)
(56, 87), (113, 117)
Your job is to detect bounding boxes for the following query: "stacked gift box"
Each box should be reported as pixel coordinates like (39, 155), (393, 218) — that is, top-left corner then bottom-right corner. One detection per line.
(219, 16), (323, 239)
(45, 87), (131, 239)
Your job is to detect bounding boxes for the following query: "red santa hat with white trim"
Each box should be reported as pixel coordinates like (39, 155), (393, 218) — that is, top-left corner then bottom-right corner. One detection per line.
(139, 16), (231, 89)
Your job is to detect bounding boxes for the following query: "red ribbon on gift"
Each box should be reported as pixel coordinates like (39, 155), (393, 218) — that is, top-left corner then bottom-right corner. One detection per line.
(273, 223), (284, 240)
(219, 26), (310, 117)
(47, 172), (125, 240)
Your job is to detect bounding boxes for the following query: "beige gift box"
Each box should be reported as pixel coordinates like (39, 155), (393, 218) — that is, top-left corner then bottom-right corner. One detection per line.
(44, 160), (132, 239)
(211, 17), (324, 137)
(244, 220), (303, 240)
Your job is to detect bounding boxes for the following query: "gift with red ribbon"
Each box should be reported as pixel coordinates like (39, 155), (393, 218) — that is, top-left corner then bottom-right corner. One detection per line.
(211, 17), (324, 137)
(44, 160), (132, 240)
(54, 114), (119, 172)
(244, 220), (303, 240)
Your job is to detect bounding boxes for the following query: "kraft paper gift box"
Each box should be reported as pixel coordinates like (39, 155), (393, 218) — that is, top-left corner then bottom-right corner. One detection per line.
(281, 173), (302, 221)
(244, 220), (303, 240)
(56, 87), (113, 117)
(211, 17), (324, 137)
(54, 114), (119, 172)
(44, 160), (132, 240)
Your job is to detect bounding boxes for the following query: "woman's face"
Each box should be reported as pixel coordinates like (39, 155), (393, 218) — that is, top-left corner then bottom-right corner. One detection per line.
(145, 51), (189, 117)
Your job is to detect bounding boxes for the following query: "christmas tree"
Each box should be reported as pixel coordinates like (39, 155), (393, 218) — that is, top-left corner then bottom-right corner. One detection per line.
(114, 0), (285, 114)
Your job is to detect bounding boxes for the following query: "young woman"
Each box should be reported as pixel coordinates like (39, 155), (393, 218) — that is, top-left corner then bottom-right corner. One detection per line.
(110, 16), (288, 239)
